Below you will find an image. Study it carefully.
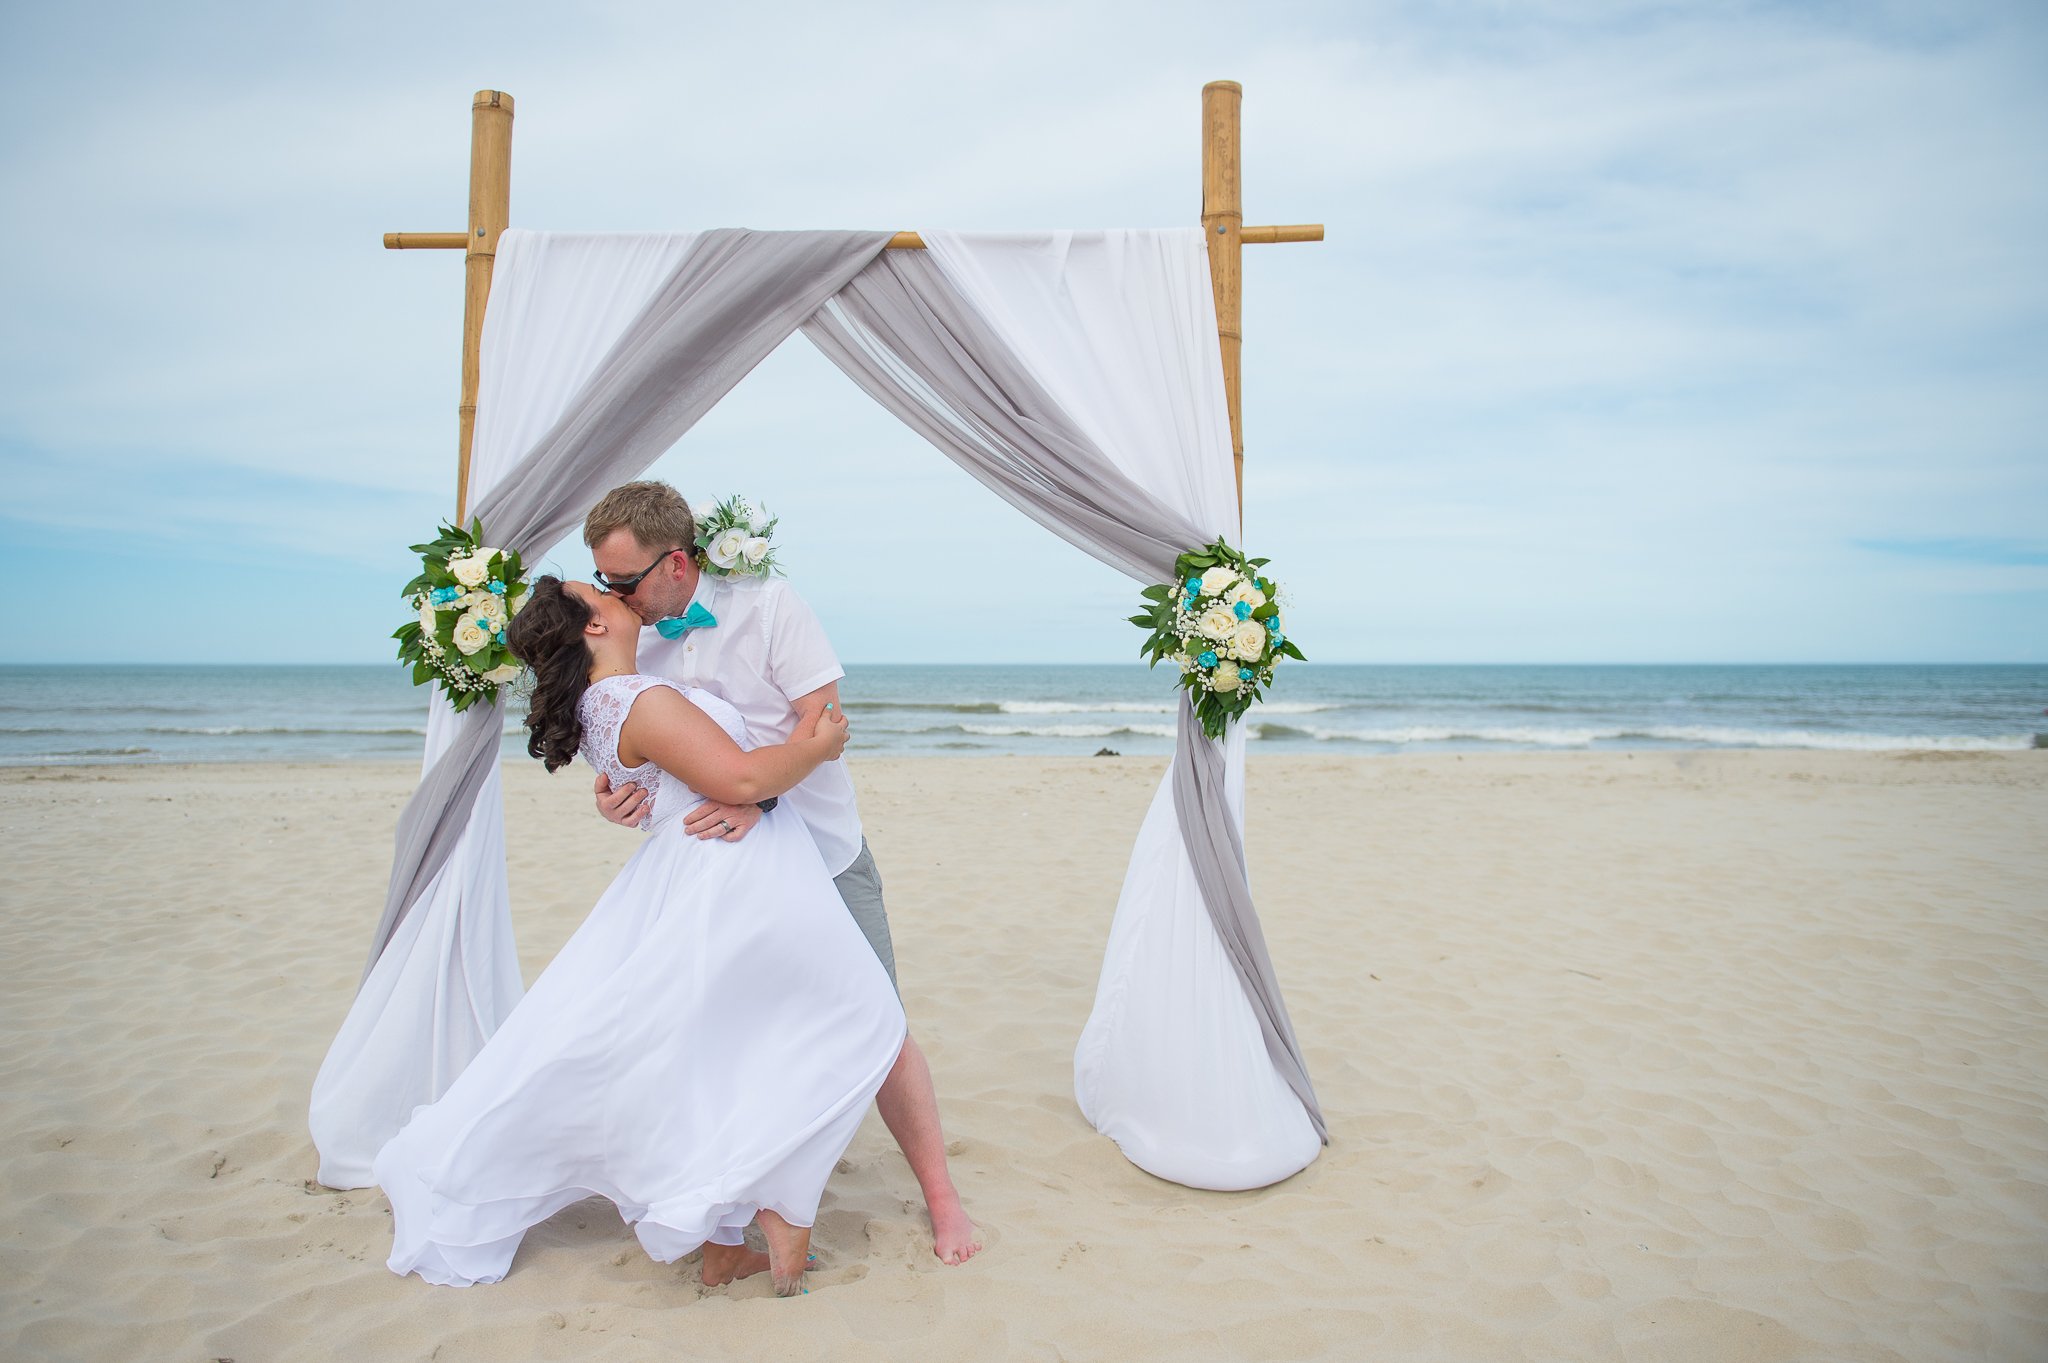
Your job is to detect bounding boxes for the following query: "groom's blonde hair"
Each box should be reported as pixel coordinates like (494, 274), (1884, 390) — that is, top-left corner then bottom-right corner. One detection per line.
(584, 481), (697, 554)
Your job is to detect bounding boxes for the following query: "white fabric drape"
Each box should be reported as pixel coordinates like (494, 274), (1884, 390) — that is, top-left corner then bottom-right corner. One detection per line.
(308, 232), (703, 1187)
(919, 230), (1319, 1189)
(316, 228), (1317, 1194)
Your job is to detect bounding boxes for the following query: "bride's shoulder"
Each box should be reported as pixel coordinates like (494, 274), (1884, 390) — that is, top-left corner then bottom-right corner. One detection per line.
(583, 673), (680, 721)
(609, 673), (686, 709)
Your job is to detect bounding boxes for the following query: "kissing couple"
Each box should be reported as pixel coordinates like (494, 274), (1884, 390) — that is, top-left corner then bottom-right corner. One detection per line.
(373, 481), (981, 1296)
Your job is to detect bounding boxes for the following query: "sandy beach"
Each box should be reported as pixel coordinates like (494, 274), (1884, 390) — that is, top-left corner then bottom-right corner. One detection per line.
(2, 750), (2044, 1361)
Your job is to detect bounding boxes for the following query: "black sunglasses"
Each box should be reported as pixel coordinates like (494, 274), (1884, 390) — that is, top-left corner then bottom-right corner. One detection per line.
(594, 547), (681, 596)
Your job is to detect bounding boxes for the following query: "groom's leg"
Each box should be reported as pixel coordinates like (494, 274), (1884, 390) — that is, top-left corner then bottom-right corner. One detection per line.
(832, 840), (899, 992)
(833, 843), (982, 1266)
(876, 1034), (981, 1264)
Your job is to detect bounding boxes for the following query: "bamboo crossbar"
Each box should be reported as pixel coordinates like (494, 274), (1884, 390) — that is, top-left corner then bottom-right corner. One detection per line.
(391, 82), (1321, 522)
(387, 226), (1322, 251)
(383, 232), (470, 249)
(1239, 224), (1323, 244)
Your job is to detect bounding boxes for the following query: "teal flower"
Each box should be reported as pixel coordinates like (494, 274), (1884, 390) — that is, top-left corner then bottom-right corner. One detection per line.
(1198, 650), (1218, 668)
(1233, 601), (1252, 620)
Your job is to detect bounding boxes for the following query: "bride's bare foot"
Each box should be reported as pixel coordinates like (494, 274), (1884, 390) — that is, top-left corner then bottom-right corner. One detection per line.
(698, 1241), (770, 1287)
(755, 1210), (811, 1297)
(929, 1197), (983, 1266)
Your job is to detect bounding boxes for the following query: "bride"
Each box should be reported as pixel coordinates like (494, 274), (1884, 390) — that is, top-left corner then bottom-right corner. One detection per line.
(373, 576), (906, 1297)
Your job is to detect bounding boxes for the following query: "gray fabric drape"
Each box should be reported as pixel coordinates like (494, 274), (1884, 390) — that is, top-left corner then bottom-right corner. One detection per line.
(363, 229), (894, 981)
(801, 250), (1325, 1141)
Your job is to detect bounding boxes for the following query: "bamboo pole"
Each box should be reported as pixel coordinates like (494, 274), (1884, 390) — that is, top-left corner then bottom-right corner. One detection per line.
(383, 232), (469, 250)
(1201, 80), (1244, 519)
(880, 228), (1317, 251)
(1239, 224), (1323, 245)
(457, 91), (514, 522)
(397, 228), (1319, 253)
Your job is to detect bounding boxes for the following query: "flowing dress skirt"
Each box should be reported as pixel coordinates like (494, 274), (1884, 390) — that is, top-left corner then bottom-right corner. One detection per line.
(373, 807), (905, 1286)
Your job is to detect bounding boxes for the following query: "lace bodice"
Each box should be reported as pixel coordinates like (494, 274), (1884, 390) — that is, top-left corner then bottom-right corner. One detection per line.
(578, 675), (752, 832)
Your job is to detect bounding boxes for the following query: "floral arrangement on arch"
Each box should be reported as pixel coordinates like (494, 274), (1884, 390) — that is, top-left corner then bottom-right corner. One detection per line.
(393, 520), (531, 712)
(694, 494), (780, 578)
(1131, 538), (1303, 738)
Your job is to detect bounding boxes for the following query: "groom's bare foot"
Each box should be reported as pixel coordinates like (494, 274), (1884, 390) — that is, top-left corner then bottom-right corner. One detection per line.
(755, 1210), (811, 1297)
(698, 1241), (769, 1286)
(930, 1196), (983, 1265)
(874, 1035), (982, 1265)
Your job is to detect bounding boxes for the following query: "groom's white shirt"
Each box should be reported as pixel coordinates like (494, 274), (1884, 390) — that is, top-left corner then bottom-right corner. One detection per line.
(636, 573), (864, 876)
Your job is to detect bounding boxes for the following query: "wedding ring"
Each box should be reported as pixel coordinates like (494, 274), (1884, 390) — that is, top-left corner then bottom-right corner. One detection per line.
(719, 818), (735, 834)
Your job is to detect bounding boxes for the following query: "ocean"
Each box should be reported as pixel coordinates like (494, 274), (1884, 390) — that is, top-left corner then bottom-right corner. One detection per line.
(2, 663), (2043, 766)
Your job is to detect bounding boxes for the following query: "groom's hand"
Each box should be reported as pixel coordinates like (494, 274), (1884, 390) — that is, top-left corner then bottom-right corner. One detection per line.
(683, 800), (762, 842)
(594, 773), (649, 827)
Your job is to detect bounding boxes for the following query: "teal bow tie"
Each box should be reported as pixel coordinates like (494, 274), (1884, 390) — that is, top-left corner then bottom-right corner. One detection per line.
(654, 602), (718, 640)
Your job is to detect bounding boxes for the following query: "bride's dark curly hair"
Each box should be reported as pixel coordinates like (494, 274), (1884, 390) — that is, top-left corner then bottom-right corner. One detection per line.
(505, 576), (595, 773)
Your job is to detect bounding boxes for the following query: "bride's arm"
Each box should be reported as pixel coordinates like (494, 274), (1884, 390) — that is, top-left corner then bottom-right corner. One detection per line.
(619, 686), (848, 806)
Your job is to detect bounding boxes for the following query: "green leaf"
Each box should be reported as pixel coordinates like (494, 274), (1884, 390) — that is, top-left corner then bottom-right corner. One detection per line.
(1251, 602), (1277, 621)
(1140, 584), (1171, 602)
(1279, 640), (1306, 661)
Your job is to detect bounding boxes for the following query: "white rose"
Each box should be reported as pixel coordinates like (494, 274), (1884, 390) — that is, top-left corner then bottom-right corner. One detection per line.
(1199, 565), (1239, 598)
(741, 536), (770, 568)
(1197, 605), (1238, 641)
(449, 553), (491, 588)
(707, 527), (747, 570)
(1206, 664), (1245, 693)
(418, 599), (438, 636)
(452, 616), (492, 656)
(473, 592), (508, 624)
(482, 661), (522, 684)
(1225, 581), (1266, 611)
(1232, 620), (1268, 660)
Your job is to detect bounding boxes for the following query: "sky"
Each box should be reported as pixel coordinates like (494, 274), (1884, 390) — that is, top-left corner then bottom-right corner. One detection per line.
(1, 0), (2043, 665)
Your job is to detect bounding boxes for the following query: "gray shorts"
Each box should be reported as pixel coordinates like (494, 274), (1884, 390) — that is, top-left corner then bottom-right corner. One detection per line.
(831, 837), (898, 992)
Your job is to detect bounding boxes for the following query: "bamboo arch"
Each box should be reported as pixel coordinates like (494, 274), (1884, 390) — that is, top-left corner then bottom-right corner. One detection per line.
(382, 82), (1324, 524)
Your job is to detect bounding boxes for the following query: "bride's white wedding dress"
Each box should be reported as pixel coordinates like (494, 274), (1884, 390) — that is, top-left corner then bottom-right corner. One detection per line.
(374, 676), (905, 1287)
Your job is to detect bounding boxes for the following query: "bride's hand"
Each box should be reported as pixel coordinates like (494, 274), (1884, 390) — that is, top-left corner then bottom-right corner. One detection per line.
(808, 703), (850, 761)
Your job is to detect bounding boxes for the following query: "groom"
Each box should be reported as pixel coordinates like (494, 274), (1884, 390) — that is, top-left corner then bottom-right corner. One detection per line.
(582, 481), (981, 1269)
